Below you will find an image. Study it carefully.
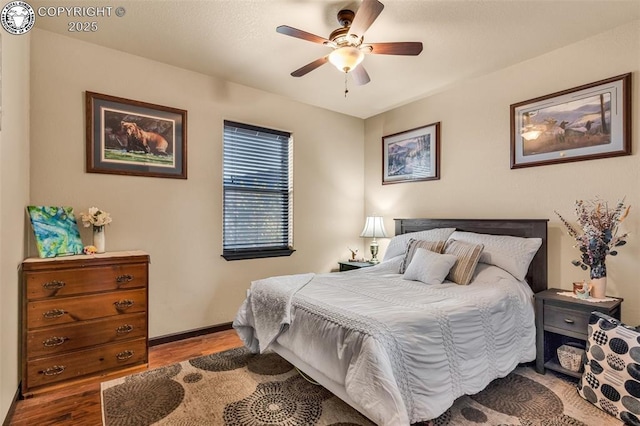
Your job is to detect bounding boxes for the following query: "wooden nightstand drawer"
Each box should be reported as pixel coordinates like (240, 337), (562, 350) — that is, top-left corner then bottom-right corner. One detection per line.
(338, 261), (374, 271)
(26, 312), (147, 358)
(25, 263), (147, 299)
(543, 305), (589, 337)
(26, 338), (147, 389)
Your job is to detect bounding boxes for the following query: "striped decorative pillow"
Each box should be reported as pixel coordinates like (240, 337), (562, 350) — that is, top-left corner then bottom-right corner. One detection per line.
(444, 239), (484, 285)
(399, 239), (446, 274)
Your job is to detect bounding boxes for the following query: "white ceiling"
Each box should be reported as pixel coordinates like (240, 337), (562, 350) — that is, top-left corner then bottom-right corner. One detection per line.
(31, 0), (640, 119)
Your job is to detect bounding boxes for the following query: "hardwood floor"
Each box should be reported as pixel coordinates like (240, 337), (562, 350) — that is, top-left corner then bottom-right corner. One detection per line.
(6, 329), (243, 426)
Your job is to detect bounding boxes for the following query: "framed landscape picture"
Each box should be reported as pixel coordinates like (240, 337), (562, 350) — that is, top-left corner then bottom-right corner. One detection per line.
(382, 122), (440, 184)
(86, 91), (188, 179)
(510, 73), (631, 169)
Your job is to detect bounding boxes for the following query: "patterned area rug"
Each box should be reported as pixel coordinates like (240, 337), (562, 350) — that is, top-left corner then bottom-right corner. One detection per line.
(101, 347), (622, 425)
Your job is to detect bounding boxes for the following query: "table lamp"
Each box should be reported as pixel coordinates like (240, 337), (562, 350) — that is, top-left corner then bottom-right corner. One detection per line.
(360, 215), (388, 264)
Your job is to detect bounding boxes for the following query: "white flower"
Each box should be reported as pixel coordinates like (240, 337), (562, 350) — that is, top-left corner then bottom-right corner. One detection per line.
(80, 206), (112, 228)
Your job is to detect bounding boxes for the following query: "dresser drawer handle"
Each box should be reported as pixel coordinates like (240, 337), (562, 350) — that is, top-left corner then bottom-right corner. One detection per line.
(114, 299), (134, 310)
(116, 350), (134, 361)
(42, 309), (66, 319)
(116, 324), (134, 334)
(43, 336), (67, 347)
(116, 274), (133, 283)
(564, 318), (575, 324)
(41, 365), (65, 376)
(42, 280), (66, 290)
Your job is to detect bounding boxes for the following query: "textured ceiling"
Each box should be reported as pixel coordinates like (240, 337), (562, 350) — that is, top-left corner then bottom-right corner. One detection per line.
(31, 0), (640, 119)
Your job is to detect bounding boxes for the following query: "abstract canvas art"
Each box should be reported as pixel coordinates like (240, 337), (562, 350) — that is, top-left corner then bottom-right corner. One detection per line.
(27, 206), (84, 258)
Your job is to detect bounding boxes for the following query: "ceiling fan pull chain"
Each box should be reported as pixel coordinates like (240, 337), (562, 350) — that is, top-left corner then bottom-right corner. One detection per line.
(344, 72), (349, 98)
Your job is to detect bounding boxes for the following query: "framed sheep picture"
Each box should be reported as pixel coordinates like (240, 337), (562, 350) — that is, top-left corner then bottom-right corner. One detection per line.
(85, 91), (188, 179)
(510, 73), (631, 169)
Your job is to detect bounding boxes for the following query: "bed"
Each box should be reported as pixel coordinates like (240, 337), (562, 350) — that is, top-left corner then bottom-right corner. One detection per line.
(233, 218), (548, 425)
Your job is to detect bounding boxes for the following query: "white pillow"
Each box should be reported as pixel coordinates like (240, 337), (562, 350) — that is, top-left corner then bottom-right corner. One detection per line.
(383, 228), (456, 261)
(403, 248), (458, 285)
(447, 231), (542, 281)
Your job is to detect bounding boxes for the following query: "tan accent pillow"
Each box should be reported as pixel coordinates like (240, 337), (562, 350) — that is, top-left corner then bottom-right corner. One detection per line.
(383, 228), (456, 261)
(399, 239), (446, 274)
(444, 239), (484, 285)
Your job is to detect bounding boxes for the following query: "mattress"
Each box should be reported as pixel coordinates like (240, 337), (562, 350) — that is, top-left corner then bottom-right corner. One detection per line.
(233, 257), (536, 425)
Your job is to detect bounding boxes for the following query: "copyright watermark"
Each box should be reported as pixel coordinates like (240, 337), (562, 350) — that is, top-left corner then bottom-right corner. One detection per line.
(36, 6), (125, 18)
(1, 1), (126, 35)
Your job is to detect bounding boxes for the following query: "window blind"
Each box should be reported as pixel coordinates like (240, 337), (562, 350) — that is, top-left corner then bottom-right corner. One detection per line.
(222, 121), (294, 260)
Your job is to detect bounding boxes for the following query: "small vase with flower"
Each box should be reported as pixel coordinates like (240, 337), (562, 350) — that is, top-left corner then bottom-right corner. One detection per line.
(80, 207), (112, 254)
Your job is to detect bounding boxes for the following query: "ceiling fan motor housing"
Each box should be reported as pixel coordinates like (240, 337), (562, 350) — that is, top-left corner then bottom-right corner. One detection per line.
(337, 9), (355, 27)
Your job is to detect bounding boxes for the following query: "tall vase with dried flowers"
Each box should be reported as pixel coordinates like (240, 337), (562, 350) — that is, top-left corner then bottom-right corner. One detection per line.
(555, 198), (630, 298)
(80, 207), (112, 253)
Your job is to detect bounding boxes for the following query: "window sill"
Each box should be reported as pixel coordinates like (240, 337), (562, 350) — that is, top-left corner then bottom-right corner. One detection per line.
(222, 248), (296, 261)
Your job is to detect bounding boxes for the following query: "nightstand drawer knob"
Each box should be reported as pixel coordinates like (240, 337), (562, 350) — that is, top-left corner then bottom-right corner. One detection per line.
(42, 309), (66, 319)
(41, 365), (65, 376)
(564, 318), (575, 324)
(42, 280), (66, 290)
(114, 299), (134, 310)
(116, 350), (134, 361)
(116, 324), (134, 334)
(116, 274), (133, 283)
(43, 336), (67, 347)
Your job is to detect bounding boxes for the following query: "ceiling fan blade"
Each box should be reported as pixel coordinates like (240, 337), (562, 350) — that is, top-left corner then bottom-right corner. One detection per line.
(291, 56), (330, 77)
(366, 42), (423, 55)
(352, 65), (371, 86)
(348, 0), (384, 38)
(276, 25), (331, 45)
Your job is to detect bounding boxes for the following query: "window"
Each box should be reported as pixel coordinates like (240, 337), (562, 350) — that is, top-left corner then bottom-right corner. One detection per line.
(222, 121), (294, 260)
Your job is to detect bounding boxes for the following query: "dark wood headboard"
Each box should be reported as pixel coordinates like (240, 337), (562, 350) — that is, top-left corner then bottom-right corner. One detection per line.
(395, 218), (548, 293)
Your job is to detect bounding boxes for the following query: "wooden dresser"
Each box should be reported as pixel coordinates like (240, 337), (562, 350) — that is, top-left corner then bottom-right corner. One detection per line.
(21, 251), (150, 397)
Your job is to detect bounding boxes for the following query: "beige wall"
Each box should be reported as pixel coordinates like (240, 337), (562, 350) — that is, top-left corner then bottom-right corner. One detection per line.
(0, 33), (31, 420)
(29, 29), (365, 338)
(364, 21), (640, 325)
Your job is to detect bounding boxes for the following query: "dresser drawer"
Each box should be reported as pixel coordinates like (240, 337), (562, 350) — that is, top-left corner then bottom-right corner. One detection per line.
(25, 263), (147, 299)
(26, 312), (147, 358)
(27, 288), (147, 329)
(543, 304), (590, 337)
(26, 338), (147, 389)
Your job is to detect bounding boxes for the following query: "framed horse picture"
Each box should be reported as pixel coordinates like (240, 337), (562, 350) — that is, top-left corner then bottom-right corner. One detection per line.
(85, 91), (188, 179)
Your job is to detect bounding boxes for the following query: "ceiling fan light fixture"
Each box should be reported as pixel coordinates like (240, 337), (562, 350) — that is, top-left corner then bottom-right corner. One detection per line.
(328, 46), (364, 73)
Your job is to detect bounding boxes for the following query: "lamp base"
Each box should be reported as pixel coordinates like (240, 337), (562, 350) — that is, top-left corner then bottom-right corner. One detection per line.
(369, 242), (380, 264)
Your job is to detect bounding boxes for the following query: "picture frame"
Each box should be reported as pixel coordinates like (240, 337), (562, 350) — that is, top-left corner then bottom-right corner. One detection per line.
(510, 73), (631, 169)
(382, 122), (440, 184)
(86, 91), (187, 179)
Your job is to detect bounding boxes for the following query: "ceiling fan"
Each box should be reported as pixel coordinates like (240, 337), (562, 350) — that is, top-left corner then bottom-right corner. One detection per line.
(276, 0), (423, 87)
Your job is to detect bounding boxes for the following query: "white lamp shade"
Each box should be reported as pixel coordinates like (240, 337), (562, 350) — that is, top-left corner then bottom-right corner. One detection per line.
(329, 46), (365, 73)
(360, 216), (388, 238)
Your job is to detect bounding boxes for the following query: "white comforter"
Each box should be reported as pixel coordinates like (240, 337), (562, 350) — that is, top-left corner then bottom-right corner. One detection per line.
(233, 258), (536, 425)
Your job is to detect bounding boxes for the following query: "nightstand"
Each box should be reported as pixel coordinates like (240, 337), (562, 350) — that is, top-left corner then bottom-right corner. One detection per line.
(338, 261), (374, 272)
(534, 288), (623, 378)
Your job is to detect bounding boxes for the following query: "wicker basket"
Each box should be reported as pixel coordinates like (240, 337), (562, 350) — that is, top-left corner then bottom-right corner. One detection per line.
(557, 344), (585, 372)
